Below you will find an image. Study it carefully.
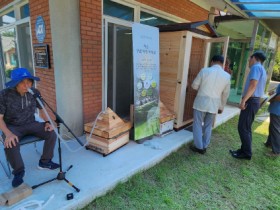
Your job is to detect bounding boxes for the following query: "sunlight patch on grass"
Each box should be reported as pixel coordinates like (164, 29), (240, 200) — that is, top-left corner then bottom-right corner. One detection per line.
(254, 120), (269, 135)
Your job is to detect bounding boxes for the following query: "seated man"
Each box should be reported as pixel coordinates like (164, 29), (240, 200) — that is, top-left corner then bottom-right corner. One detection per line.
(0, 68), (59, 188)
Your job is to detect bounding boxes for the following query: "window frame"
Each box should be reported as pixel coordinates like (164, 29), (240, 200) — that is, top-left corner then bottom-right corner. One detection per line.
(0, 0), (32, 89)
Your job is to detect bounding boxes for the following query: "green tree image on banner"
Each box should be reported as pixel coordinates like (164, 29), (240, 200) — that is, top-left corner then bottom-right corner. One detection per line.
(132, 23), (160, 141)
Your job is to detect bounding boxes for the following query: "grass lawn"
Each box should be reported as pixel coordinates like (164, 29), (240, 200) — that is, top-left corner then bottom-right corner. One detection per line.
(82, 110), (280, 209)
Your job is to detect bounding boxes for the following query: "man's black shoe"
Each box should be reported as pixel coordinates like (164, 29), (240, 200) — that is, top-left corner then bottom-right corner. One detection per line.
(231, 152), (251, 160)
(264, 142), (272, 148)
(12, 170), (25, 188)
(38, 160), (60, 170)
(229, 149), (241, 155)
(189, 144), (206, 154)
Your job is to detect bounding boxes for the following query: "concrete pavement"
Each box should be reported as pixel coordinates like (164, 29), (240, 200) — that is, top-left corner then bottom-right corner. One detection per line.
(0, 105), (240, 210)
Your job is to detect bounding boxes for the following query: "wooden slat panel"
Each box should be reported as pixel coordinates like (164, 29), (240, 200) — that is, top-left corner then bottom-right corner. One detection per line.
(159, 31), (183, 114)
(183, 37), (205, 122)
(86, 132), (129, 155)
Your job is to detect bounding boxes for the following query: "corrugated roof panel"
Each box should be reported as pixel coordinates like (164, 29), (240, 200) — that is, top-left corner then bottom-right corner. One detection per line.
(231, 0), (280, 18)
(232, 0), (280, 3)
(249, 12), (280, 18)
(240, 4), (280, 11)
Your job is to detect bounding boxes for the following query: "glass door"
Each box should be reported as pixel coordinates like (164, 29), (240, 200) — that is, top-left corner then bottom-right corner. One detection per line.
(204, 36), (229, 67)
(104, 18), (133, 119)
(228, 42), (250, 104)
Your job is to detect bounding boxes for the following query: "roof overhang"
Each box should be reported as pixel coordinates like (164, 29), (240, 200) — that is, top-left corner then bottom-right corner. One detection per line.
(261, 19), (280, 36)
(157, 20), (219, 37)
(192, 0), (280, 36)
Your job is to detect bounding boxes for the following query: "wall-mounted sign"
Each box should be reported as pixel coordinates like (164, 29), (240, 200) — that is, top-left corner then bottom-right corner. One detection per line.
(33, 44), (50, 69)
(35, 16), (46, 43)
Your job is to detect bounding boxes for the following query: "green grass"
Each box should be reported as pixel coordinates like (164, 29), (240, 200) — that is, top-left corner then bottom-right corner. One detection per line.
(82, 112), (280, 210)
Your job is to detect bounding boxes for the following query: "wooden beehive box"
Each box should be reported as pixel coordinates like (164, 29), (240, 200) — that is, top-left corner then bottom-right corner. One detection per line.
(86, 132), (129, 156)
(84, 107), (131, 155)
(158, 101), (175, 136)
(159, 101), (175, 123)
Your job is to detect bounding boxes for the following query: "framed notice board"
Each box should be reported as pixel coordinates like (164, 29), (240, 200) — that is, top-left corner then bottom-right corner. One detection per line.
(33, 44), (50, 68)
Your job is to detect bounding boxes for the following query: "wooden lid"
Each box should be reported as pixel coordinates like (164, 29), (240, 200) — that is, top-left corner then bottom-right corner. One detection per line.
(95, 107), (124, 130)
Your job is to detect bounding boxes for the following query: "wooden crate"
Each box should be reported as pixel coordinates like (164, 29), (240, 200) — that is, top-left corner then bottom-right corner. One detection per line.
(86, 131), (129, 156)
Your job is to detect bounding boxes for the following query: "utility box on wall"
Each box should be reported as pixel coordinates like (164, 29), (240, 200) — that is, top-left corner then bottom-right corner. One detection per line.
(158, 21), (229, 129)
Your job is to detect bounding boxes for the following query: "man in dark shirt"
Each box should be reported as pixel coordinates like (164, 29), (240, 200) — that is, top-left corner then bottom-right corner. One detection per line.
(0, 68), (59, 188)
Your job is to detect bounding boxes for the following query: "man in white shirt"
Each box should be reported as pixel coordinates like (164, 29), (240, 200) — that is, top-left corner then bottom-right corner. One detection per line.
(190, 55), (231, 154)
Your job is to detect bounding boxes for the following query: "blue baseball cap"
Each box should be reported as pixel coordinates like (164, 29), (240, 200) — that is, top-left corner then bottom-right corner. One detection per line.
(5, 68), (40, 88)
(252, 50), (266, 62)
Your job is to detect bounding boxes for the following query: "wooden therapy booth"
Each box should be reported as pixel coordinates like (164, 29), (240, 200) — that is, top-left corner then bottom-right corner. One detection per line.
(158, 21), (229, 129)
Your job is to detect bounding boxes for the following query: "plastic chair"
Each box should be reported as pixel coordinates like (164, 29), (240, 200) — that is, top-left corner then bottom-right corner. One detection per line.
(0, 134), (43, 178)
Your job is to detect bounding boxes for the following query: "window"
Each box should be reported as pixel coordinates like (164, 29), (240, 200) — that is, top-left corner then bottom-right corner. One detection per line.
(254, 23), (271, 51)
(0, 11), (16, 27)
(0, 28), (18, 81)
(0, 29), (18, 69)
(103, 0), (178, 25)
(20, 4), (30, 19)
(140, 11), (176, 26)
(0, 1), (32, 88)
(103, 0), (134, 21)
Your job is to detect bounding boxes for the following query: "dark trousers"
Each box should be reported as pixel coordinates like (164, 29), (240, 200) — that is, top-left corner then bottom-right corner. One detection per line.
(238, 97), (260, 157)
(266, 113), (280, 154)
(4, 121), (57, 175)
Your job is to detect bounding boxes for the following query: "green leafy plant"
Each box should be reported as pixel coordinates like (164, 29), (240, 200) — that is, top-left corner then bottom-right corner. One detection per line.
(5, 68), (14, 78)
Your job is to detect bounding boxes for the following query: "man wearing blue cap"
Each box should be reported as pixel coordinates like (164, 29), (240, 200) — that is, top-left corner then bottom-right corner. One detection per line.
(0, 68), (59, 188)
(230, 51), (267, 160)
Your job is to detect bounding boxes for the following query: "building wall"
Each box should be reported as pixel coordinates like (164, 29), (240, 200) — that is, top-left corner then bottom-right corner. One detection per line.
(0, 0), (207, 125)
(30, 0), (102, 125)
(29, 0), (57, 112)
(78, 0), (207, 123)
(136, 0), (208, 21)
(0, 0), (13, 8)
(80, 0), (102, 123)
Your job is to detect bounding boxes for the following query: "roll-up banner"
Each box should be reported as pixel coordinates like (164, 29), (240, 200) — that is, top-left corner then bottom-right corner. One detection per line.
(132, 23), (160, 141)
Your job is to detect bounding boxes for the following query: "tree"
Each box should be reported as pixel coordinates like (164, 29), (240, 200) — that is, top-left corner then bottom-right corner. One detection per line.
(1, 31), (15, 37)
